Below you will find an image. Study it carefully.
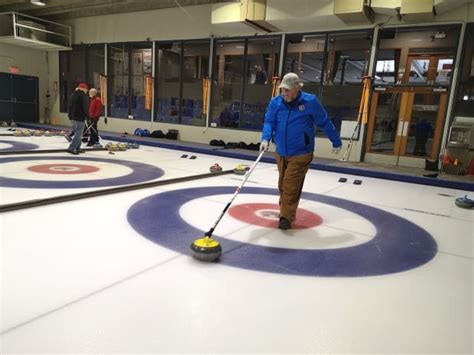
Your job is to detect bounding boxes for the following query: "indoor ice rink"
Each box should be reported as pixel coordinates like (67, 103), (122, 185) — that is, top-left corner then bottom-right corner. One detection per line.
(0, 1), (473, 354)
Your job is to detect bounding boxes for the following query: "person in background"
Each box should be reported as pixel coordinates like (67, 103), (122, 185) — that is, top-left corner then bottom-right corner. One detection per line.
(65, 86), (79, 142)
(67, 82), (89, 155)
(260, 72), (342, 230)
(87, 88), (102, 147)
(414, 118), (433, 156)
(255, 65), (268, 85)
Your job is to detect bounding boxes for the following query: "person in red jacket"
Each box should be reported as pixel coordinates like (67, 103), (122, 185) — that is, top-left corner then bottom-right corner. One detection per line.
(87, 88), (102, 146)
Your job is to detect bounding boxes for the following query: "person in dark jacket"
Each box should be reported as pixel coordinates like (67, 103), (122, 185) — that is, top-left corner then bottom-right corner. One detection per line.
(67, 83), (89, 155)
(87, 88), (102, 146)
(254, 66), (268, 85)
(260, 73), (342, 230)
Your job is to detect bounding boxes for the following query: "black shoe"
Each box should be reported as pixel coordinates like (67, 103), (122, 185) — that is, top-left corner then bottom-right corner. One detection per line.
(86, 143), (94, 147)
(278, 217), (291, 230)
(67, 149), (79, 155)
(78, 149), (85, 153)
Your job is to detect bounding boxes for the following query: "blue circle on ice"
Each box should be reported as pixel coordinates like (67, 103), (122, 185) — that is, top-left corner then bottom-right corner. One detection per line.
(0, 156), (164, 188)
(127, 186), (438, 277)
(0, 139), (39, 152)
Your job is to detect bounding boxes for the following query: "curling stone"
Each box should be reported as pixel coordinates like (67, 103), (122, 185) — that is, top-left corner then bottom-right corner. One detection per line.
(210, 163), (223, 173)
(455, 195), (474, 209)
(233, 164), (250, 175)
(190, 236), (222, 262)
(118, 143), (128, 151)
(108, 143), (119, 151)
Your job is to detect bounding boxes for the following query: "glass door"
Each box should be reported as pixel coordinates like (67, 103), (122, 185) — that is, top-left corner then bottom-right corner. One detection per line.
(366, 87), (448, 165)
(398, 90), (448, 160)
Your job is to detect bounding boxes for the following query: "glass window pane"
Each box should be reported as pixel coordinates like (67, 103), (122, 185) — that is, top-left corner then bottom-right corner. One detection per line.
(435, 58), (453, 85)
(376, 26), (460, 85)
(453, 23), (474, 117)
(210, 40), (245, 128)
(325, 31), (371, 85)
(375, 51), (398, 84)
(407, 58), (429, 83)
(406, 93), (438, 157)
(86, 44), (105, 92)
(321, 31), (371, 134)
(131, 44), (152, 121)
(242, 37), (280, 131)
(284, 34), (326, 95)
(181, 41), (210, 126)
(59, 45), (86, 113)
(155, 42), (181, 123)
(370, 92), (401, 153)
(108, 44), (129, 119)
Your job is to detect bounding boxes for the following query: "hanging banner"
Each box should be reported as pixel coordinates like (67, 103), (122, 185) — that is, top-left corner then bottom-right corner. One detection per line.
(202, 77), (210, 116)
(99, 74), (107, 106)
(145, 75), (153, 110)
(271, 76), (281, 97)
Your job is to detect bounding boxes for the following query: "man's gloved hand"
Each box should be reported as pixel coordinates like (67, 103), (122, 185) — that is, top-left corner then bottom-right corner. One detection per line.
(259, 140), (269, 153)
(332, 146), (342, 155)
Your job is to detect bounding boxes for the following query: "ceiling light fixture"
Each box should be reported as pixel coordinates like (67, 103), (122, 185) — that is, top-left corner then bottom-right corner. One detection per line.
(31, 0), (47, 6)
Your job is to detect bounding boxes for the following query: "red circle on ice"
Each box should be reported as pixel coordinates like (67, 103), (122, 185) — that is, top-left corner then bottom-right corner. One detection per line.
(27, 163), (100, 175)
(228, 203), (323, 229)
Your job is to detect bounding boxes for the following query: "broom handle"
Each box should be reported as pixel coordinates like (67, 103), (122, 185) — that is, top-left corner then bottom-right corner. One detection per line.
(205, 150), (266, 237)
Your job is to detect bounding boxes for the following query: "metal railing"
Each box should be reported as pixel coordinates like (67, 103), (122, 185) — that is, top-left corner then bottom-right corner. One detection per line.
(0, 12), (71, 49)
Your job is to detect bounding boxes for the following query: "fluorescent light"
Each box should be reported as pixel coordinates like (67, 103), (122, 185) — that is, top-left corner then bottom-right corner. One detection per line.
(31, 0), (47, 6)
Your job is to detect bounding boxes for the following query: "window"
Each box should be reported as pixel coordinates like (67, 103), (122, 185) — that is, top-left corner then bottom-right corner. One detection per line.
(181, 41), (210, 126)
(107, 43), (152, 121)
(59, 46), (85, 112)
(86, 44), (105, 92)
(324, 31), (371, 85)
(242, 37), (281, 130)
(376, 25), (461, 85)
(281, 31), (372, 135)
(155, 42), (182, 123)
(108, 44), (129, 119)
(284, 34), (326, 96)
(320, 31), (372, 134)
(209, 37), (280, 130)
(131, 43), (152, 120)
(59, 44), (104, 113)
(454, 23), (474, 118)
(375, 51), (398, 84)
(210, 40), (245, 128)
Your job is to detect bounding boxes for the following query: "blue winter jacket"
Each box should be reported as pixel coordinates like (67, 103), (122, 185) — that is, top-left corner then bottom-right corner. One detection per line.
(261, 91), (342, 157)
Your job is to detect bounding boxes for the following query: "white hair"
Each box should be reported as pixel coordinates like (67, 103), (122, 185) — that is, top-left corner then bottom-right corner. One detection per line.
(89, 88), (97, 95)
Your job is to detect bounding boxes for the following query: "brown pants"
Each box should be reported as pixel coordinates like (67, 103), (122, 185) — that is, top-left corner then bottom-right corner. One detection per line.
(275, 152), (313, 222)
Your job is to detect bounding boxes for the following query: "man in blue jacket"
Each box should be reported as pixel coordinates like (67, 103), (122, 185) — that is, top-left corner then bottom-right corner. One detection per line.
(260, 73), (342, 230)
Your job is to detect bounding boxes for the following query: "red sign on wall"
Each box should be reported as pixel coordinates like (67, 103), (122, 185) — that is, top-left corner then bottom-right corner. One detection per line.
(9, 66), (19, 74)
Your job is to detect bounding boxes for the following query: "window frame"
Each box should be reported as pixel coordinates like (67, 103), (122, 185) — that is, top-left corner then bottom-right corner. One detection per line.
(59, 43), (106, 113)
